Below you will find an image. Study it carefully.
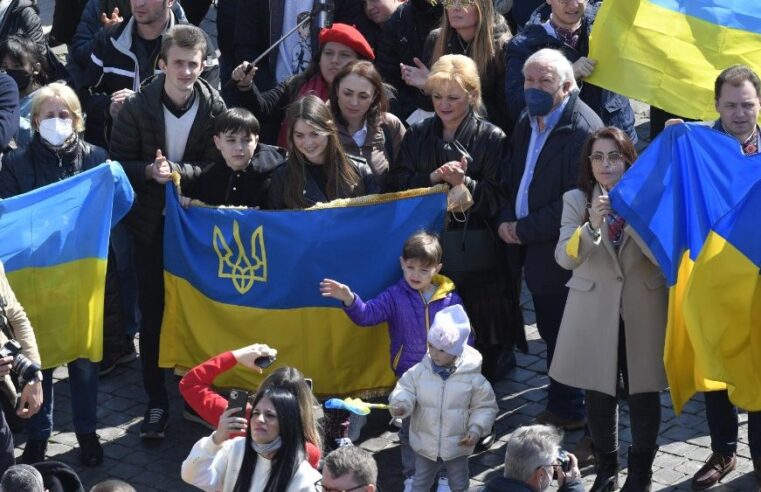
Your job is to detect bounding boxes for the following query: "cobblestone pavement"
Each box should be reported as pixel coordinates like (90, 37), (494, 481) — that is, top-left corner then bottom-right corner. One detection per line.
(27, 2), (760, 491)
(14, 294), (759, 492)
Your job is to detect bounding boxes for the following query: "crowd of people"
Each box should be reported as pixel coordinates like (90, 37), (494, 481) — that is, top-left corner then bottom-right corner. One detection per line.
(0, 0), (758, 490)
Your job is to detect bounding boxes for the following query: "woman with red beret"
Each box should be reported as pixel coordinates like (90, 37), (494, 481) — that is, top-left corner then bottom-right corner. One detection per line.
(232, 23), (375, 147)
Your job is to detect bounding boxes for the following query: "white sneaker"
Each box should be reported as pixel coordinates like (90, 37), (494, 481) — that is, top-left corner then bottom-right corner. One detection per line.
(436, 476), (451, 492)
(403, 477), (413, 492)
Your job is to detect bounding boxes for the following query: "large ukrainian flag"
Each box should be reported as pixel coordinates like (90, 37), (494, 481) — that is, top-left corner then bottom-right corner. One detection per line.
(683, 180), (761, 411)
(160, 184), (447, 396)
(587, 0), (761, 121)
(609, 123), (761, 413)
(0, 163), (134, 368)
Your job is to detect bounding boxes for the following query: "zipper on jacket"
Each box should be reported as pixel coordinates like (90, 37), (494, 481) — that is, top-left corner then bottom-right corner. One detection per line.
(418, 292), (431, 332)
(437, 378), (445, 457)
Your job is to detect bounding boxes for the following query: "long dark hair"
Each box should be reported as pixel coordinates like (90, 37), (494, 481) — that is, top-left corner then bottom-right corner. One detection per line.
(329, 60), (388, 129)
(232, 387), (306, 492)
(578, 126), (637, 221)
(282, 95), (364, 209)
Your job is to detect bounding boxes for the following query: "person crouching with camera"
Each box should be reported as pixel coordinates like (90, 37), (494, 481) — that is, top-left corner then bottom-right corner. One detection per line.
(0, 260), (43, 475)
(481, 424), (583, 492)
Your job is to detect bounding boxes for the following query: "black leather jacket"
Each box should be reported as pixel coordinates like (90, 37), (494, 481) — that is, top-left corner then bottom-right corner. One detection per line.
(389, 110), (508, 225)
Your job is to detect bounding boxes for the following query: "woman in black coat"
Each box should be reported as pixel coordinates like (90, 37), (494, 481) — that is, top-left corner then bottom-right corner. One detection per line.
(389, 54), (525, 382)
(268, 95), (378, 210)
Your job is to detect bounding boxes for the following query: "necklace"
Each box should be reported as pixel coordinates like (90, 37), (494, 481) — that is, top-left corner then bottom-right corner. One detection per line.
(456, 34), (471, 54)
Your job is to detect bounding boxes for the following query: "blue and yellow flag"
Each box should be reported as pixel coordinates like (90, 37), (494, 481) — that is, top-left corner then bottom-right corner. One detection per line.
(683, 180), (761, 411)
(610, 124), (761, 413)
(160, 184), (447, 396)
(587, 0), (761, 121)
(0, 163), (134, 368)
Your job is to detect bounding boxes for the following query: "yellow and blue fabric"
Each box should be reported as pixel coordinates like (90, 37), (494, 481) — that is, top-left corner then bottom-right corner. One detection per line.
(587, 0), (761, 121)
(160, 184), (447, 397)
(609, 123), (761, 413)
(0, 163), (134, 368)
(683, 179), (761, 411)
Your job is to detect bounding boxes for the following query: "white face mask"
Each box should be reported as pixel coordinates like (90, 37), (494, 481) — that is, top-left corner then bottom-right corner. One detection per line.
(537, 466), (552, 492)
(38, 117), (74, 147)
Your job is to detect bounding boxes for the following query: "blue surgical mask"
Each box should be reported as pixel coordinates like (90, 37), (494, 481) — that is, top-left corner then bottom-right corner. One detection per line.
(525, 87), (557, 117)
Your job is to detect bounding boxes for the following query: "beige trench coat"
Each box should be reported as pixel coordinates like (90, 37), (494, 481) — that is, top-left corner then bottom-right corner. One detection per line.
(549, 187), (668, 397)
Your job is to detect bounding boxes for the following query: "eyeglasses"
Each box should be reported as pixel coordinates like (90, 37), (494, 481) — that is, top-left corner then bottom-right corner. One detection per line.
(441, 0), (474, 9)
(589, 151), (624, 166)
(314, 479), (368, 492)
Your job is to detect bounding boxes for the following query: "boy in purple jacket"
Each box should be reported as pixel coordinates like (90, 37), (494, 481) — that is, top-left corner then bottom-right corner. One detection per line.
(321, 230), (465, 491)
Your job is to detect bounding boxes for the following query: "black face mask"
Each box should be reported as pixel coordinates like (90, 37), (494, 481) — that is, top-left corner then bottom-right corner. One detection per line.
(4, 68), (31, 92)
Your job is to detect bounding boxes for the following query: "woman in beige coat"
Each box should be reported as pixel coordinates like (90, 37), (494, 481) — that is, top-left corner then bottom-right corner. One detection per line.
(550, 127), (668, 492)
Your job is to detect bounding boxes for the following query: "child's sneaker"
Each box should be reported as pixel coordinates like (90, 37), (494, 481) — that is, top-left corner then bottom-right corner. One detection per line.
(436, 476), (451, 492)
(403, 477), (413, 492)
(389, 416), (403, 428)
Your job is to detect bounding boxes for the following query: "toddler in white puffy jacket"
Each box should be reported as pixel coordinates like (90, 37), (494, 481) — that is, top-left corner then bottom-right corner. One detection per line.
(389, 305), (498, 492)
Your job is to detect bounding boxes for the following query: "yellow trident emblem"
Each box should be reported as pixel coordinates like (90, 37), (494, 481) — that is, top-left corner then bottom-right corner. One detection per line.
(212, 221), (267, 294)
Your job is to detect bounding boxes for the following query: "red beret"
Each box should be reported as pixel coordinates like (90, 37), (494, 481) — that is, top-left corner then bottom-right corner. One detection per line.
(319, 23), (375, 61)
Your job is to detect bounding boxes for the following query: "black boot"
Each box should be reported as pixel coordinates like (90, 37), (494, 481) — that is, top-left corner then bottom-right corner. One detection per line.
(621, 446), (658, 492)
(590, 450), (619, 492)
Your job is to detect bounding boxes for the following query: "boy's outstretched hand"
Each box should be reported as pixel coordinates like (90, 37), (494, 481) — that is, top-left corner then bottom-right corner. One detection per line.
(320, 278), (354, 306)
(458, 432), (479, 447)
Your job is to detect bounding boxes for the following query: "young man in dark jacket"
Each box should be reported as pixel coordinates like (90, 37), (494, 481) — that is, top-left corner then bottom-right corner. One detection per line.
(81, 0), (219, 148)
(110, 24), (226, 440)
(498, 48), (602, 433)
(504, 0), (636, 142)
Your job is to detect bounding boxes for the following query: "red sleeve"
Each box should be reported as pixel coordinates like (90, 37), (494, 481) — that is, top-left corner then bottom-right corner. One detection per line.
(305, 441), (322, 468)
(179, 351), (240, 427)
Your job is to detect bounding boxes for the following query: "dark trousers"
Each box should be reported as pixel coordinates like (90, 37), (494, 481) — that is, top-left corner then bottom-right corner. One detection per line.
(134, 231), (168, 410)
(585, 320), (661, 454)
(0, 407), (14, 476)
(533, 290), (585, 421)
(705, 390), (761, 459)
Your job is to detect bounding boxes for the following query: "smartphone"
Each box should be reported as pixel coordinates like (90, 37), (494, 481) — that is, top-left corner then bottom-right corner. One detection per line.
(227, 389), (249, 414)
(254, 355), (276, 369)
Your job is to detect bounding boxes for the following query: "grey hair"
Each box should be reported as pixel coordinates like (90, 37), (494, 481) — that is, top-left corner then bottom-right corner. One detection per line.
(323, 446), (378, 486)
(523, 48), (579, 90)
(1, 464), (45, 492)
(504, 425), (562, 483)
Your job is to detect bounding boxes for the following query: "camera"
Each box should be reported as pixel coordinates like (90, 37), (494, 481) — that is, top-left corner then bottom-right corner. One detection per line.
(557, 449), (571, 472)
(0, 339), (41, 386)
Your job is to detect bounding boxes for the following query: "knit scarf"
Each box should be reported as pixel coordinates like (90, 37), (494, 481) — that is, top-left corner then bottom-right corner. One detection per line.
(277, 74), (331, 147)
(550, 18), (581, 49)
(431, 361), (456, 381)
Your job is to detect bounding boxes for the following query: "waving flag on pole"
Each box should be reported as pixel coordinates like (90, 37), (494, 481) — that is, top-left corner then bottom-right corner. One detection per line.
(609, 124), (761, 413)
(587, 0), (761, 121)
(160, 184), (447, 397)
(0, 163), (134, 368)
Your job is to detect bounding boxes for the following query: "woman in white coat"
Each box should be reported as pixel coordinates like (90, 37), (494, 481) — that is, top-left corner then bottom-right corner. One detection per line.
(181, 385), (320, 492)
(551, 127), (668, 492)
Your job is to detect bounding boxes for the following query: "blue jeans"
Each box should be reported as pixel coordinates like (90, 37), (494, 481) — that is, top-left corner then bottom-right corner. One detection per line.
(532, 290), (585, 421)
(705, 390), (761, 459)
(26, 358), (99, 440)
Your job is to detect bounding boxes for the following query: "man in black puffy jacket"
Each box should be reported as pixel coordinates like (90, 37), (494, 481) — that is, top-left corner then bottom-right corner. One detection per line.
(110, 24), (225, 441)
(81, 0), (219, 148)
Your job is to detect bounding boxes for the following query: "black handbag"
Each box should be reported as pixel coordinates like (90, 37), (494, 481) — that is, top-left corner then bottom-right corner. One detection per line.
(441, 214), (499, 274)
